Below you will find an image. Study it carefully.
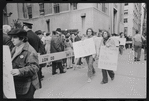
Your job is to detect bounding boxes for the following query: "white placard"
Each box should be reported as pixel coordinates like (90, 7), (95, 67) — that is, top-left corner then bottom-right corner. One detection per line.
(98, 46), (119, 71)
(111, 37), (120, 47)
(119, 38), (126, 45)
(3, 45), (16, 98)
(73, 38), (96, 58)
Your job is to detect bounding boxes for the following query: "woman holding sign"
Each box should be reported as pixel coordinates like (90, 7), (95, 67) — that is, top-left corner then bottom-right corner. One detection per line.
(85, 28), (96, 83)
(98, 30), (115, 84)
(8, 29), (40, 98)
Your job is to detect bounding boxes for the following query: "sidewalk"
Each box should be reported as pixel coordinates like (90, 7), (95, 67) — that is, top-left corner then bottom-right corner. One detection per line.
(34, 49), (146, 98)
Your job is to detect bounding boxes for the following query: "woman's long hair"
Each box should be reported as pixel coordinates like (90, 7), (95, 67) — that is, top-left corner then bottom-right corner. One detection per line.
(102, 30), (111, 39)
(86, 28), (94, 36)
(102, 30), (111, 45)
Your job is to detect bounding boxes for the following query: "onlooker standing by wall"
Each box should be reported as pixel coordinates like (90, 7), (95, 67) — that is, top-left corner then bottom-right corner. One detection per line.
(132, 30), (146, 61)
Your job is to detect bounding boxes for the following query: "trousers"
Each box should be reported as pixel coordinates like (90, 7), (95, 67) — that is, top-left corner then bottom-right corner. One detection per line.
(86, 55), (95, 78)
(52, 62), (64, 73)
(102, 69), (115, 83)
(134, 45), (142, 60)
(67, 57), (72, 68)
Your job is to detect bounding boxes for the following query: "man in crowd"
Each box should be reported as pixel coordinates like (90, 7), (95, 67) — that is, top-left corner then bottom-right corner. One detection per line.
(3, 25), (14, 51)
(35, 30), (47, 79)
(23, 22), (43, 88)
(132, 30), (146, 61)
(50, 30), (66, 75)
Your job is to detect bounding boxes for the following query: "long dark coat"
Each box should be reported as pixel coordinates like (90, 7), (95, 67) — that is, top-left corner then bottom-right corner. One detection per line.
(11, 42), (40, 95)
(27, 30), (41, 52)
(50, 34), (63, 62)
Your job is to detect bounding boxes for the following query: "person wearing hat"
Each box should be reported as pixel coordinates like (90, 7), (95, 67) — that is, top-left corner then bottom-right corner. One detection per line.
(23, 22), (44, 83)
(8, 29), (40, 98)
(23, 22), (41, 52)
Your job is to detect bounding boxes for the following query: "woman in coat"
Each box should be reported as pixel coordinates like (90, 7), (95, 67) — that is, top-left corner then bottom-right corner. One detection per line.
(8, 29), (40, 98)
(85, 28), (96, 83)
(98, 30), (115, 84)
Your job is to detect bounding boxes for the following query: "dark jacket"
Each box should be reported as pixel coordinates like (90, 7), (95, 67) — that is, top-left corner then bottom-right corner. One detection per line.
(50, 34), (63, 62)
(74, 35), (81, 42)
(27, 30), (41, 52)
(11, 42), (40, 95)
(3, 33), (14, 51)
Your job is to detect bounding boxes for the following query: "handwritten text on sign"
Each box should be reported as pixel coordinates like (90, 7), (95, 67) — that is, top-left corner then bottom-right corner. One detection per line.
(111, 37), (120, 46)
(98, 46), (119, 71)
(119, 38), (126, 45)
(73, 38), (96, 58)
(3, 46), (16, 98)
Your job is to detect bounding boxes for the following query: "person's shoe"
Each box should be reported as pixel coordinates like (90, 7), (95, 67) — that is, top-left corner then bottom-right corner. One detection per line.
(137, 59), (140, 61)
(87, 78), (92, 83)
(60, 71), (66, 74)
(41, 75), (44, 78)
(67, 67), (70, 69)
(52, 72), (57, 75)
(134, 57), (137, 61)
(100, 81), (108, 84)
(70, 67), (73, 69)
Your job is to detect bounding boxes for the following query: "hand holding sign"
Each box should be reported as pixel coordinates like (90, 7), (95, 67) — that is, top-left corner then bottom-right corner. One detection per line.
(11, 69), (20, 76)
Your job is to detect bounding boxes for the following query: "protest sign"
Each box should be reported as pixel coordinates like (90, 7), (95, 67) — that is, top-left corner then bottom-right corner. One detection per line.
(119, 38), (126, 45)
(3, 45), (16, 98)
(98, 46), (119, 71)
(73, 38), (96, 58)
(111, 37), (120, 47)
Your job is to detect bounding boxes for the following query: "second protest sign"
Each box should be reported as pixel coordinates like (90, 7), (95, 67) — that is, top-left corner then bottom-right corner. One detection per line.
(98, 46), (119, 71)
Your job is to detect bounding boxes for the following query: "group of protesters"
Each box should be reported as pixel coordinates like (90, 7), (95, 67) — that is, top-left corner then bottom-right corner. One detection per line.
(3, 22), (146, 98)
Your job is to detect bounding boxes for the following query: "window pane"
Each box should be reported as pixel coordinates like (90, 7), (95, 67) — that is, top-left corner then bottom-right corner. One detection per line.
(60, 3), (69, 12)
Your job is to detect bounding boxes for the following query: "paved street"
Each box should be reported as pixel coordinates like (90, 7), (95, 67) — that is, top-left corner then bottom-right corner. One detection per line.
(34, 49), (146, 98)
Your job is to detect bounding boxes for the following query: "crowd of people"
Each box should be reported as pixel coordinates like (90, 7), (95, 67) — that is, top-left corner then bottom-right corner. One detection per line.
(3, 22), (146, 99)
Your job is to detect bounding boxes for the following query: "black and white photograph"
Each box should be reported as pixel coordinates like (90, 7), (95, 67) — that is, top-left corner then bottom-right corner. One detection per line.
(3, 3), (146, 99)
